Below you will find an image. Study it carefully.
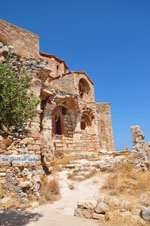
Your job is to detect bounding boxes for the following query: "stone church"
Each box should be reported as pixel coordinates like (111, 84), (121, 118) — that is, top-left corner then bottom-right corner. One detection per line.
(0, 19), (114, 157)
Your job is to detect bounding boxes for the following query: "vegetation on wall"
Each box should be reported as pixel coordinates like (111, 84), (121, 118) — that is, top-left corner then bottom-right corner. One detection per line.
(0, 62), (40, 136)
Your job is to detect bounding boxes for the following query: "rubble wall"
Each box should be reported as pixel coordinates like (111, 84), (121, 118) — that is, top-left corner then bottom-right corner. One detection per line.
(0, 42), (51, 201)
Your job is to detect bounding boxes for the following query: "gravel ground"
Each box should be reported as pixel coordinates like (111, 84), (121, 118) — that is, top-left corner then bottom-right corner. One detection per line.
(26, 171), (105, 226)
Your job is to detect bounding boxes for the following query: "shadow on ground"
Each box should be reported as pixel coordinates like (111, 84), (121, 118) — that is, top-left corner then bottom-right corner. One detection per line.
(0, 209), (43, 226)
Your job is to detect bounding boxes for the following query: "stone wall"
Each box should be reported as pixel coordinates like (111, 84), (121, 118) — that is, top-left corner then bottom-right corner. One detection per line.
(40, 87), (101, 153)
(0, 19), (39, 58)
(50, 71), (95, 102)
(63, 111), (74, 138)
(50, 73), (75, 93)
(40, 52), (69, 78)
(0, 20), (115, 201)
(96, 103), (114, 151)
(0, 41), (51, 200)
(0, 136), (43, 202)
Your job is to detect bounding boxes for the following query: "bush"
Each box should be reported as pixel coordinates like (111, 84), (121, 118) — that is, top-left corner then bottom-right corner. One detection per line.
(40, 178), (60, 203)
(0, 63), (40, 136)
(103, 174), (118, 190)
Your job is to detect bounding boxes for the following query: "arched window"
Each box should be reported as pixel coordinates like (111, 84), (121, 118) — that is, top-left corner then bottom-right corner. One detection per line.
(56, 65), (59, 77)
(100, 120), (105, 138)
(79, 79), (90, 98)
(80, 113), (91, 130)
(52, 107), (64, 135)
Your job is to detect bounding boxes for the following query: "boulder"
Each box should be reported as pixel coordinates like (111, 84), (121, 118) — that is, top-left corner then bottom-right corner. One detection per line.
(95, 202), (110, 214)
(104, 196), (120, 208)
(92, 212), (105, 220)
(140, 207), (150, 222)
(74, 208), (93, 219)
(77, 200), (97, 210)
(19, 181), (32, 188)
(0, 46), (8, 55)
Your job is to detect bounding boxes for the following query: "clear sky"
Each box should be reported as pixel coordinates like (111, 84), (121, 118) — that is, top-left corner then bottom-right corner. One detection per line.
(1, 0), (150, 150)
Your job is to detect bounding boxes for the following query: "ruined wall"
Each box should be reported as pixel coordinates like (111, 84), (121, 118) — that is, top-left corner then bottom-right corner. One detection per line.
(96, 103), (114, 151)
(40, 53), (69, 78)
(0, 19), (39, 58)
(50, 72), (95, 102)
(40, 89), (100, 153)
(0, 42), (52, 200)
(131, 125), (145, 152)
(73, 72), (95, 102)
(0, 20), (115, 203)
(50, 73), (75, 93)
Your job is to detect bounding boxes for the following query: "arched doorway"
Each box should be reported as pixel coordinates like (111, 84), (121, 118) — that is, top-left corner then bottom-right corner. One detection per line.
(52, 106), (73, 137)
(52, 106), (64, 135)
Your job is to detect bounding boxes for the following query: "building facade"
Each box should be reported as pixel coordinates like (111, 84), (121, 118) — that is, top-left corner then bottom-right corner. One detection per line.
(0, 19), (114, 157)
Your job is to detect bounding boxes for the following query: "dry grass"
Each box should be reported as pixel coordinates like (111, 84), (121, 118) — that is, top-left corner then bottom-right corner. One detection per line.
(50, 154), (77, 168)
(49, 154), (80, 175)
(100, 160), (150, 225)
(104, 210), (147, 226)
(54, 151), (64, 158)
(40, 177), (60, 204)
(55, 155), (76, 165)
(113, 160), (135, 172)
(102, 160), (150, 197)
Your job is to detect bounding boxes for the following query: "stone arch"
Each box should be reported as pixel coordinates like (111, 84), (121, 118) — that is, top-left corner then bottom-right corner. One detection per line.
(52, 105), (73, 138)
(80, 113), (92, 130)
(52, 106), (64, 135)
(79, 78), (90, 98)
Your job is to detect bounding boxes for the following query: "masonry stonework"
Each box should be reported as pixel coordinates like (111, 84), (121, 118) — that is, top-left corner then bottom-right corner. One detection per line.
(0, 20), (114, 199)
(40, 52), (69, 78)
(0, 19), (39, 58)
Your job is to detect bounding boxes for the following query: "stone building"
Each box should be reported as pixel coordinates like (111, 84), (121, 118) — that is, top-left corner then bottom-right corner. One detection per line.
(0, 19), (114, 157)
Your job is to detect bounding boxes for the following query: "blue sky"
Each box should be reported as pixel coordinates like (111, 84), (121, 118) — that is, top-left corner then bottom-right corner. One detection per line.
(1, 0), (150, 150)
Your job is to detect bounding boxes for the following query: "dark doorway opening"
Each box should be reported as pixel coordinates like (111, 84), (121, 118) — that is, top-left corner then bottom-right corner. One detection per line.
(56, 116), (62, 135)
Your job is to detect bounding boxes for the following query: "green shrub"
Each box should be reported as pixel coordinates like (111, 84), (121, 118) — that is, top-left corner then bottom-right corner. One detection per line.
(0, 63), (40, 136)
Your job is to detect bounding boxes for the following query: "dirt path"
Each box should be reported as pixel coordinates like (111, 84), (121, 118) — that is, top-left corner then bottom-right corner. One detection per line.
(26, 171), (105, 226)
